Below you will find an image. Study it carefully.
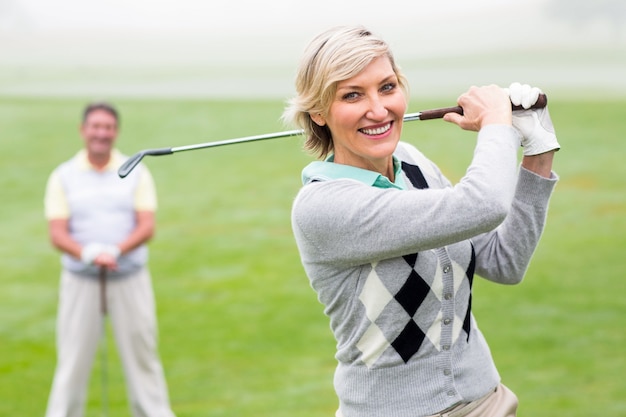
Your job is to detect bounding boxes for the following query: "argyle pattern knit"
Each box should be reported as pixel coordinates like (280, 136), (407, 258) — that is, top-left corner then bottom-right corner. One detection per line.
(291, 125), (558, 417)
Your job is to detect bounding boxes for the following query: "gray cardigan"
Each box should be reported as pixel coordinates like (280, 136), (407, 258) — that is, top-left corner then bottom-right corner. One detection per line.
(291, 125), (558, 417)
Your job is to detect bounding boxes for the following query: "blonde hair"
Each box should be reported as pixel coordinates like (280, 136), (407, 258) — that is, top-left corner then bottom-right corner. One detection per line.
(282, 25), (409, 158)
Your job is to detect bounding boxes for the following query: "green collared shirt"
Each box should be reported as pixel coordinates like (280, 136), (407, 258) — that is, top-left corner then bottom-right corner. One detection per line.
(301, 155), (407, 190)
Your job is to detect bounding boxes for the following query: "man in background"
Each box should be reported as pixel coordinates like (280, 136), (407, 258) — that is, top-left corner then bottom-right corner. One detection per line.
(44, 102), (176, 417)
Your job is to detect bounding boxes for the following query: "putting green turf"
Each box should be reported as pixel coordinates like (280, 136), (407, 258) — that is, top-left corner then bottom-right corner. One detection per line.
(0, 96), (624, 416)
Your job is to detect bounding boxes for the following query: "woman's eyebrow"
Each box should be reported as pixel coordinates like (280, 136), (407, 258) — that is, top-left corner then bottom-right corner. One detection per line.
(337, 74), (397, 91)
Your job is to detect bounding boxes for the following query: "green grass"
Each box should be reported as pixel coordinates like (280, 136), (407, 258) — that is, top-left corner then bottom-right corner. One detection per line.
(1, 96), (624, 416)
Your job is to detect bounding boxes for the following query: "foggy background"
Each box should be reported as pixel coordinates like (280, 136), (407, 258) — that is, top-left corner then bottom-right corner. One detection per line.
(1, 0), (625, 100)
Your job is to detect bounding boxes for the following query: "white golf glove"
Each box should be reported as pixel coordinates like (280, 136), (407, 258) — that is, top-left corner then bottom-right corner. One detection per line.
(80, 243), (120, 265)
(504, 82), (560, 156)
(80, 243), (104, 265)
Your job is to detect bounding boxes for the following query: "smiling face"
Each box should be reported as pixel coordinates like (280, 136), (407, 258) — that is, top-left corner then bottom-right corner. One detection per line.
(311, 56), (407, 179)
(80, 109), (118, 162)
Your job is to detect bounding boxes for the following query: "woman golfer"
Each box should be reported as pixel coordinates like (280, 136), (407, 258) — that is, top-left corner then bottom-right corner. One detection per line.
(284, 25), (559, 417)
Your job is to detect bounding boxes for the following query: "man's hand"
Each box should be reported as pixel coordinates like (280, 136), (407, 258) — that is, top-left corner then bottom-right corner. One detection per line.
(81, 243), (120, 270)
(81, 243), (104, 264)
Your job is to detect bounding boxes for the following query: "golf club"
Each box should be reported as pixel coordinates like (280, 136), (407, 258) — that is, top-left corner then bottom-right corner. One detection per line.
(99, 266), (109, 417)
(118, 94), (547, 178)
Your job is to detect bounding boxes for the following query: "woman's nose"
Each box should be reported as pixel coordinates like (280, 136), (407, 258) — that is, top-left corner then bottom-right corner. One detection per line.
(366, 96), (388, 120)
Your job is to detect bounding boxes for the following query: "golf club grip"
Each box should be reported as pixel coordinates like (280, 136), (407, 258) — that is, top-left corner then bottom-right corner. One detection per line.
(418, 93), (548, 120)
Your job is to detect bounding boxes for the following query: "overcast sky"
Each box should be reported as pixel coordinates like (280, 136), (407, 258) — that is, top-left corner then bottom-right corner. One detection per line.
(1, 0), (624, 98)
(1, 0), (599, 56)
(6, 0), (540, 32)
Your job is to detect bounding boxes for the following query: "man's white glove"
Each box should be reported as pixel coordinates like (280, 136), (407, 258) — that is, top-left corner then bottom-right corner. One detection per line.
(80, 243), (104, 265)
(80, 243), (121, 265)
(504, 82), (560, 156)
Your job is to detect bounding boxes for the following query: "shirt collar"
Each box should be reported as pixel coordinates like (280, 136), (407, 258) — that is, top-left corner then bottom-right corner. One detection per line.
(301, 154), (407, 190)
(76, 149), (124, 172)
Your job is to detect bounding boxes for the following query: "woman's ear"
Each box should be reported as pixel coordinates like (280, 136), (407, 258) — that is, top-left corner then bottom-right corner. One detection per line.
(310, 113), (326, 126)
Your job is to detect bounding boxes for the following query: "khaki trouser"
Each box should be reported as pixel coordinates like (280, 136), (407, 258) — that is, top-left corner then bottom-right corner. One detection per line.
(432, 384), (518, 417)
(335, 383), (518, 417)
(45, 268), (176, 417)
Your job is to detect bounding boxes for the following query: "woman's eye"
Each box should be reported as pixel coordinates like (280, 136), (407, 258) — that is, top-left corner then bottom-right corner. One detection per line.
(342, 92), (360, 101)
(381, 83), (396, 93)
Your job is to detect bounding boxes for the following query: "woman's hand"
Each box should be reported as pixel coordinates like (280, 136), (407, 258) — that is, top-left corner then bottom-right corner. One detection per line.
(443, 85), (512, 131)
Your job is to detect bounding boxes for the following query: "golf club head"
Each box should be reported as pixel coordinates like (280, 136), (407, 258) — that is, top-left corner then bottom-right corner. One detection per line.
(118, 148), (173, 178)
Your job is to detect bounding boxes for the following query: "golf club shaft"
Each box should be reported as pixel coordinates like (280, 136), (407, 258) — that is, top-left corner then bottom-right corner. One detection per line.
(99, 266), (107, 315)
(99, 267), (109, 417)
(118, 94), (547, 178)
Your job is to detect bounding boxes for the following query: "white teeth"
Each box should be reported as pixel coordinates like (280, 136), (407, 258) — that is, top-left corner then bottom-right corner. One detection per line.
(361, 123), (391, 135)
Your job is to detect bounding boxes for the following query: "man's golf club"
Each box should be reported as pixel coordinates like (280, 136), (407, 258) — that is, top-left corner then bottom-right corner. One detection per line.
(99, 266), (109, 417)
(118, 94), (547, 178)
